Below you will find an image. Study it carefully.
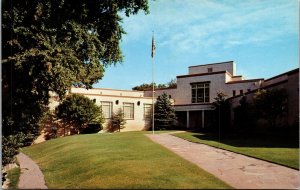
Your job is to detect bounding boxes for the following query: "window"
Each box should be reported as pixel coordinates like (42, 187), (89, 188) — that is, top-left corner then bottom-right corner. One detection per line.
(207, 68), (213, 73)
(240, 90), (244, 95)
(101, 101), (112, 119)
(144, 104), (152, 120)
(123, 103), (134, 119)
(191, 82), (210, 103)
(233, 90), (236, 96)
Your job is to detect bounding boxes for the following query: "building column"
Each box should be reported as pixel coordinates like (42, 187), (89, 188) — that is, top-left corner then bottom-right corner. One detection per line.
(202, 110), (205, 128)
(186, 111), (190, 129)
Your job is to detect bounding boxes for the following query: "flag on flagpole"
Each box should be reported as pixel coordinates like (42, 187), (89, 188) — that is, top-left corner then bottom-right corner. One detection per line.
(151, 34), (156, 58)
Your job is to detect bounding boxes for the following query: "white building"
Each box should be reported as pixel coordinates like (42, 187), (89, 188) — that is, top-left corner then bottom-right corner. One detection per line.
(145, 61), (264, 129)
(49, 61), (298, 132)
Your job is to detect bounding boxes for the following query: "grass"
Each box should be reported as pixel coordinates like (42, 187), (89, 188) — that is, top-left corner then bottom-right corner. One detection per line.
(173, 132), (299, 169)
(22, 132), (231, 189)
(6, 166), (21, 189)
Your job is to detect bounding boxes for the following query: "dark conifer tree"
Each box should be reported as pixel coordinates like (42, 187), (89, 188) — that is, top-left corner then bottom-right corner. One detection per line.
(154, 93), (177, 130)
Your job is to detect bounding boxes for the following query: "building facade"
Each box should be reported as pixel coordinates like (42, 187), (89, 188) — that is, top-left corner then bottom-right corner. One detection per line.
(228, 68), (299, 128)
(69, 88), (154, 131)
(49, 61), (299, 132)
(145, 61), (265, 129)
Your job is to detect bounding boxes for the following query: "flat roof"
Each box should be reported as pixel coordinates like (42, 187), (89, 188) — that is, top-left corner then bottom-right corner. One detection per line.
(226, 78), (264, 84)
(177, 71), (227, 78)
(72, 87), (143, 92)
(71, 92), (152, 99)
(188, 61), (234, 68)
(264, 68), (299, 82)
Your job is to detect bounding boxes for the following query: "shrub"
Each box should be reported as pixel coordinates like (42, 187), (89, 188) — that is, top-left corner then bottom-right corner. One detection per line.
(56, 94), (104, 134)
(107, 109), (126, 132)
(254, 88), (288, 128)
(2, 133), (29, 166)
(81, 124), (102, 134)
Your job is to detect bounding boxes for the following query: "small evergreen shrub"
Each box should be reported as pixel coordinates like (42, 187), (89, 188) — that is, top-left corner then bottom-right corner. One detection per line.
(107, 109), (126, 132)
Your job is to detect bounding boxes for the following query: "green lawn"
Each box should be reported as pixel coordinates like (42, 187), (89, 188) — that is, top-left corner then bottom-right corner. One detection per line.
(6, 166), (21, 189)
(21, 132), (231, 189)
(173, 132), (299, 169)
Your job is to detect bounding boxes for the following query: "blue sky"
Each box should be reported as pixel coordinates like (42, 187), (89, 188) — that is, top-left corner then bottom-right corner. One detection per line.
(94, 0), (299, 90)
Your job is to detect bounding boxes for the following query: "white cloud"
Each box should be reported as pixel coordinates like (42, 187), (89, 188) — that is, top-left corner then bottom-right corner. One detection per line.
(120, 0), (298, 55)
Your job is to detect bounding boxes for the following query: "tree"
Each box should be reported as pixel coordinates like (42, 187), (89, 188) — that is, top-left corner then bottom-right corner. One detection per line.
(233, 96), (256, 131)
(2, 0), (149, 164)
(132, 83), (156, 91)
(132, 79), (176, 91)
(254, 88), (287, 128)
(56, 94), (104, 134)
(154, 93), (177, 130)
(213, 91), (230, 132)
(107, 109), (126, 132)
(167, 78), (177, 88)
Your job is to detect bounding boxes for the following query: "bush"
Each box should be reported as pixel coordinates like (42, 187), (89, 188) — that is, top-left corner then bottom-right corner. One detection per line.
(2, 133), (29, 166)
(56, 94), (104, 134)
(254, 88), (288, 128)
(107, 109), (126, 132)
(81, 124), (102, 134)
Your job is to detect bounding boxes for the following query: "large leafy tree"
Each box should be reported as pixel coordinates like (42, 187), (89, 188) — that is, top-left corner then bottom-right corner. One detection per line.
(56, 94), (104, 133)
(2, 0), (149, 165)
(154, 93), (177, 130)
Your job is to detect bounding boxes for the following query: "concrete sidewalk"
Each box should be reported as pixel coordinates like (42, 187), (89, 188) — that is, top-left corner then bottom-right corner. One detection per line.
(16, 152), (47, 189)
(146, 133), (299, 189)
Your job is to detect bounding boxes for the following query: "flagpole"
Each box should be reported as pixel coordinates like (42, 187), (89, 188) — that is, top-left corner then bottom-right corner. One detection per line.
(152, 31), (155, 134)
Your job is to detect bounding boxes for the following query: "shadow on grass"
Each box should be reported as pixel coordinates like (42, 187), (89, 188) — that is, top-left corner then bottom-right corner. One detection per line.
(191, 133), (299, 148)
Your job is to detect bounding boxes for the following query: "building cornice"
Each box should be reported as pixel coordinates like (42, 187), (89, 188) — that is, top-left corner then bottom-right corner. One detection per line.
(188, 61), (234, 68)
(177, 71), (226, 78)
(226, 78), (264, 84)
(71, 92), (153, 99)
(72, 87), (143, 93)
(226, 79), (289, 101)
(264, 68), (299, 82)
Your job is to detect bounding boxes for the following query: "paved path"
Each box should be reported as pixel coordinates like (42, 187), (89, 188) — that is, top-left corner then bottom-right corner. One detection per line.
(16, 152), (48, 189)
(146, 133), (300, 189)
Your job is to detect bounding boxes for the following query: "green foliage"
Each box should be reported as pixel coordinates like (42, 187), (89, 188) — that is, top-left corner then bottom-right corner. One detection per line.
(56, 94), (104, 133)
(233, 96), (257, 130)
(132, 79), (177, 91)
(154, 93), (177, 130)
(2, 133), (30, 166)
(254, 88), (288, 128)
(212, 91), (230, 132)
(6, 166), (21, 189)
(2, 0), (149, 95)
(107, 109), (126, 132)
(132, 83), (163, 91)
(167, 78), (177, 88)
(81, 124), (103, 134)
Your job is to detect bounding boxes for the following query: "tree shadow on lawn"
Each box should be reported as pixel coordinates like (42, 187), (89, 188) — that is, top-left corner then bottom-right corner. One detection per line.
(191, 132), (299, 148)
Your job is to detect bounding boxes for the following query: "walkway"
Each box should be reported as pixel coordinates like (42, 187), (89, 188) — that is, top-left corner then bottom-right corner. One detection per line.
(16, 152), (48, 189)
(146, 133), (299, 189)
